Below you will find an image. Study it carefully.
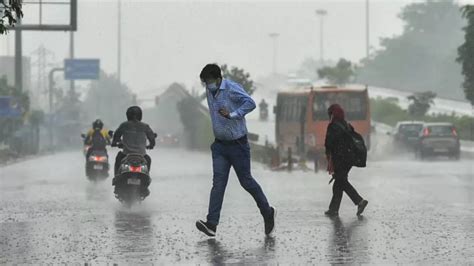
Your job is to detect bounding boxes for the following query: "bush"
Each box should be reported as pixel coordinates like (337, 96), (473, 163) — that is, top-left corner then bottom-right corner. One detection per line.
(370, 97), (474, 141)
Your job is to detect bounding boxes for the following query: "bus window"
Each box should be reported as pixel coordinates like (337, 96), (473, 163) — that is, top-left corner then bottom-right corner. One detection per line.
(278, 95), (307, 122)
(313, 92), (367, 121)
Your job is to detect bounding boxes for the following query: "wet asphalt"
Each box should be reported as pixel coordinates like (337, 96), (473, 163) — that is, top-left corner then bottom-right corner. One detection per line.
(1, 145), (473, 264)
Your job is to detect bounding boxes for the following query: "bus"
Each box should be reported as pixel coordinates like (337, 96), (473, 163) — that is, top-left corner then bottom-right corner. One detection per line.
(274, 86), (371, 170)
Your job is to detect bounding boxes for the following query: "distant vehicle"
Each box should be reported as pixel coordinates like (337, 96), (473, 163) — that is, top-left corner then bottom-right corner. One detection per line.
(158, 133), (179, 147)
(389, 121), (424, 149)
(81, 133), (111, 181)
(274, 86), (371, 171)
(416, 122), (460, 160)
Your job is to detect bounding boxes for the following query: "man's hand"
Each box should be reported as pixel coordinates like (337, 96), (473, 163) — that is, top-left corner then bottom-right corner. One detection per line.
(218, 108), (231, 119)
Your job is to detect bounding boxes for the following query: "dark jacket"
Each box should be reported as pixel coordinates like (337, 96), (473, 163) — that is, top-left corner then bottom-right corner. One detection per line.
(325, 120), (353, 169)
(112, 120), (155, 155)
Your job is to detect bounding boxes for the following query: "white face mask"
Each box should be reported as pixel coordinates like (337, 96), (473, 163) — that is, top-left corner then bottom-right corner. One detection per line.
(206, 82), (218, 92)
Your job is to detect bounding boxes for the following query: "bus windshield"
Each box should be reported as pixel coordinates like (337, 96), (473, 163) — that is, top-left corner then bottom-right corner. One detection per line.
(313, 91), (368, 121)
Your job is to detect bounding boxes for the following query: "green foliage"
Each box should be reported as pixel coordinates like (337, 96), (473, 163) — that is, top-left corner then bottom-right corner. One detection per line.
(317, 58), (355, 85)
(407, 91), (436, 117)
(357, 0), (465, 100)
(0, 0), (23, 34)
(177, 96), (213, 150)
(221, 64), (256, 95)
(0, 75), (29, 113)
(0, 75), (29, 145)
(370, 97), (474, 140)
(370, 97), (409, 126)
(83, 71), (134, 127)
(457, 5), (474, 105)
(28, 109), (45, 126)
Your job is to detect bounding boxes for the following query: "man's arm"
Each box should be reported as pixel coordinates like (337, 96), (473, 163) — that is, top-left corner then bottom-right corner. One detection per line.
(111, 124), (124, 146)
(228, 83), (256, 120)
(145, 125), (156, 148)
(84, 129), (93, 145)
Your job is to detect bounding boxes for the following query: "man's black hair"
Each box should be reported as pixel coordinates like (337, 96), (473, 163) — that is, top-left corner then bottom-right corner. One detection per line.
(200, 64), (222, 81)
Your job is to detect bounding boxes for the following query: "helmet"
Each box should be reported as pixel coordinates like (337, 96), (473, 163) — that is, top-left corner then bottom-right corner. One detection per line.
(126, 106), (142, 121)
(92, 119), (104, 130)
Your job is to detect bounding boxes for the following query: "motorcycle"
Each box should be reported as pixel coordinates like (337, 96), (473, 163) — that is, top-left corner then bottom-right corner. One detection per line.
(81, 132), (112, 181)
(112, 133), (156, 207)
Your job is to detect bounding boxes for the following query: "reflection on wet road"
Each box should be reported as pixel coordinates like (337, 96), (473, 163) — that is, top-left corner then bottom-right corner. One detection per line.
(1, 148), (473, 264)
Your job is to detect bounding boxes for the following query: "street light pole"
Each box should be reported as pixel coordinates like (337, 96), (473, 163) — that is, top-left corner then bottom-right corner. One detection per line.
(117, 0), (122, 84)
(268, 32), (279, 74)
(366, 0), (370, 59)
(315, 9), (328, 63)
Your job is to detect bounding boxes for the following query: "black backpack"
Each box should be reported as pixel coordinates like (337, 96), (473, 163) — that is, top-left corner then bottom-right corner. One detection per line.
(334, 122), (367, 168)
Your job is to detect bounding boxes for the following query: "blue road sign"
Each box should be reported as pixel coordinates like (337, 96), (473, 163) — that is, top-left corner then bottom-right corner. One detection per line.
(0, 96), (22, 118)
(64, 59), (100, 80)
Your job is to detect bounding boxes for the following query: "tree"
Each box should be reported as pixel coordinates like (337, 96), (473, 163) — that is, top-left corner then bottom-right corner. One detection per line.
(357, 0), (465, 100)
(221, 64), (256, 95)
(317, 58), (355, 85)
(83, 71), (134, 127)
(0, 0), (23, 34)
(407, 91), (436, 117)
(457, 5), (474, 105)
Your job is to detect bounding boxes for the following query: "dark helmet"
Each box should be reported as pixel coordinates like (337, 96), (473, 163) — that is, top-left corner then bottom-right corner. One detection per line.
(126, 106), (142, 121)
(92, 119), (104, 130)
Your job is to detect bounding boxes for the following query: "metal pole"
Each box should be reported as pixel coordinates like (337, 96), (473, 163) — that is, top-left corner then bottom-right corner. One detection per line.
(316, 9), (327, 63)
(269, 33), (279, 74)
(48, 68), (65, 148)
(14, 28), (22, 91)
(366, 0), (370, 58)
(70, 31), (75, 93)
(320, 16), (323, 62)
(118, 0), (122, 84)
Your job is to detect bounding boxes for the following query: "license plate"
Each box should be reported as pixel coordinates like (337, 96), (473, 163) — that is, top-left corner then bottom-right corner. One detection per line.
(127, 178), (141, 185)
(434, 148), (448, 152)
(93, 164), (103, 170)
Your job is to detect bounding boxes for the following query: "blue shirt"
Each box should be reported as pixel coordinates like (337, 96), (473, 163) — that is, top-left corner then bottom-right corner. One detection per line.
(206, 79), (256, 141)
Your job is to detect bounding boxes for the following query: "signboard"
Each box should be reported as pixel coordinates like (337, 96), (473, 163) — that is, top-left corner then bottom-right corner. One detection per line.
(64, 59), (100, 80)
(0, 96), (22, 118)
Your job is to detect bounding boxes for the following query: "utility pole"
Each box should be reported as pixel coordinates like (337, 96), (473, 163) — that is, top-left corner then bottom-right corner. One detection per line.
(31, 45), (55, 109)
(366, 0), (370, 59)
(70, 31), (75, 92)
(315, 9), (328, 63)
(268, 32), (279, 74)
(117, 0), (122, 84)
(14, 17), (22, 91)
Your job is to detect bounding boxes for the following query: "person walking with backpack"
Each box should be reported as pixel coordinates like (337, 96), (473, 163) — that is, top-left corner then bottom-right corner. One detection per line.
(324, 104), (368, 217)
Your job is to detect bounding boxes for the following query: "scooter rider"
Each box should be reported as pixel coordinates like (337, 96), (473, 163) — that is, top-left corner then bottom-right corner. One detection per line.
(111, 106), (156, 184)
(84, 119), (111, 158)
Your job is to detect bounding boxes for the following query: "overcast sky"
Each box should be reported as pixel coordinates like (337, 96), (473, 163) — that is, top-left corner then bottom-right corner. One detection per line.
(1, 0), (472, 95)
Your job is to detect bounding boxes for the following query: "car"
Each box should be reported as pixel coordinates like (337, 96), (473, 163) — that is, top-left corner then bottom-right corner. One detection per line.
(158, 133), (180, 147)
(416, 122), (460, 160)
(389, 121), (424, 149)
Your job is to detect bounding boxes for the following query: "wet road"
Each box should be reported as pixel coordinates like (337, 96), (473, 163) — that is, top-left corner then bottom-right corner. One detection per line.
(1, 146), (473, 264)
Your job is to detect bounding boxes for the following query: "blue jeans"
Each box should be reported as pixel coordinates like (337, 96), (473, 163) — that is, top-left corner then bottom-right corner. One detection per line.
(207, 140), (272, 225)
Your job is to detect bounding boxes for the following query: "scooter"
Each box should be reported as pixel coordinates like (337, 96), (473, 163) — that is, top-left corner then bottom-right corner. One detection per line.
(113, 151), (152, 207)
(81, 132), (112, 181)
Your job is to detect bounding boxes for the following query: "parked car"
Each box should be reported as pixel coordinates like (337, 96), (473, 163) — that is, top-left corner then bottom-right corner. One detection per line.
(416, 122), (460, 160)
(389, 121), (424, 149)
